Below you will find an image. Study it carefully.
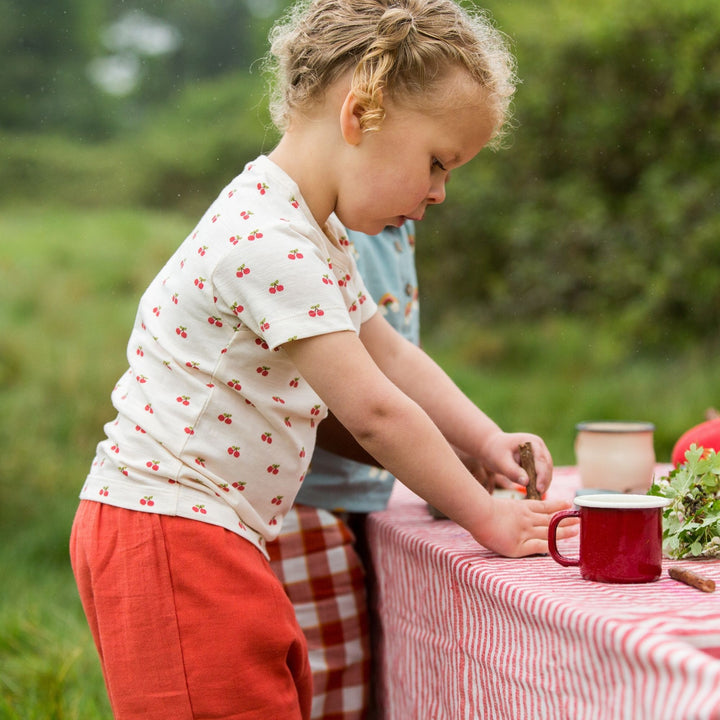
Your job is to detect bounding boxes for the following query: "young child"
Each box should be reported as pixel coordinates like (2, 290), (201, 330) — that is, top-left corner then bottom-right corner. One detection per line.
(267, 222), (419, 720)
(70, 1), (576, 718)
(268, 222), (514, 720)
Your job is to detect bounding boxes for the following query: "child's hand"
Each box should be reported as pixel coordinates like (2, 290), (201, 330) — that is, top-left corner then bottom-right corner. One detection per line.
(473, 495), (578, 558)
(479, 432), (553, 494)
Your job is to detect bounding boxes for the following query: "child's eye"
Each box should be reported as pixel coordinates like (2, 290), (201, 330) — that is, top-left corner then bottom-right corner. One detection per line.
(432, 158), (447, 172)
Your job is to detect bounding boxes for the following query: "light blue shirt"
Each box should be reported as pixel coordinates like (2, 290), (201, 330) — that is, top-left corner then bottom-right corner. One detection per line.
(295, 222), (419, 512)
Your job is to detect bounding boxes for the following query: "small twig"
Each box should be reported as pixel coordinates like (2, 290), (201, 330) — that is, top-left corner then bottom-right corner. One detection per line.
(519, 442), (541, 500)
(668, 566), (716, 593)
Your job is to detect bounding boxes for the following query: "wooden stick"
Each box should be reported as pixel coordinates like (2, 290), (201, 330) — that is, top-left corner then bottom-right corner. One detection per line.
(668, 566), (716, 593)
(519, 442), (541, 500)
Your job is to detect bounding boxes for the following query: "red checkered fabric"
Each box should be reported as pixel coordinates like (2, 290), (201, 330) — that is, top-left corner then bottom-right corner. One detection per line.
(268, 504), (371, 720)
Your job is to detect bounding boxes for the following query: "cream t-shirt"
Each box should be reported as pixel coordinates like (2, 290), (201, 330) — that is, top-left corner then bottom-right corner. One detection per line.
(80, 156), (378, 556)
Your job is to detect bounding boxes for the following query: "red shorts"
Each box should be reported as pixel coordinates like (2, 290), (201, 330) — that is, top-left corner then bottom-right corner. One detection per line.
(70, 500), (312, 720)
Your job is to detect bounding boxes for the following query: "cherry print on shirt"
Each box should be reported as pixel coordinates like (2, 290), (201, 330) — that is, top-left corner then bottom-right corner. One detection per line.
(140, 496), (155, 507)
(231, 302), (244, 315)
(247, 229), (263, 241)
(136, 345), (144, 356)
(255, 338), (269, 350)
(218, 413), (232, 425)
(176, 326), (188, 338)
(185, 360), (200, 370)
(308, 304), (324, 317)
(240, 210), (252, 220)
(99, 486), (109, 497)
(192, 504), (208, 514)
(177, 395), (190, 406)
(194, 277), (205, 289)
(270, 493), (282, 503)
(322, 274), (334, 286)
(146, 459), (160, 471)
(261, 431), (273, 444)
(338, 273), (351, 287)
(197, 245), (208, 256)
(218, 483), (230, 493)
(211, 214), (220, 223)
(110, 444), (120, 454)
(236, 264), (250, 277)
(256, 365), (269, 376)
(256, 182), (268, 195)
(119, 466), (128, 476)
(272, 396), (285, 404)
(172, 293), (179, 305)
(145, 403), (153, 413)
(289, 377), (300, 388)
(136, 374), (148, 383)
(260, 319), (270, 331)
(227, 378), (242, 391)
(232, 480), (246, 491)
(229, 235), (241, 245)
(184, 426), (195, 435)
(152, 306), (161, 316)
(288, 249), (304, 260)
(268, 466), (280, 476)
(227, 445), (241, 458)
(269, 280), (284, 294)
(195, 457), (206, 467)
(284, 417), (292, 427)
(208, 316), (223, 327)
(290, 196), (299, 209)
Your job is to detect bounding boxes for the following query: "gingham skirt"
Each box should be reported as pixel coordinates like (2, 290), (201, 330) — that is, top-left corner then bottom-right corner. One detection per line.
(268, 504), (371, 720)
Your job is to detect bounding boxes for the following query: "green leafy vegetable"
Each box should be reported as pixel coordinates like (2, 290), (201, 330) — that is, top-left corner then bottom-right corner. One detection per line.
(648, 444), (720, 559)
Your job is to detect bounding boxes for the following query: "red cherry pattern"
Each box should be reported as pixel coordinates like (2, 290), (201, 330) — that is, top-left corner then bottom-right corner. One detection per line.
(102, 173), (372, 533)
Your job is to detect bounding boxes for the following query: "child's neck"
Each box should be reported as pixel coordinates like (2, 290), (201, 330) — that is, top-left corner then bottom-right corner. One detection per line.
(269, 127), (339, 232)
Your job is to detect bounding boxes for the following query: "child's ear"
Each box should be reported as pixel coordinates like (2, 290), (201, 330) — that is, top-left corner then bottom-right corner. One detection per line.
(339, 90), (375, 145)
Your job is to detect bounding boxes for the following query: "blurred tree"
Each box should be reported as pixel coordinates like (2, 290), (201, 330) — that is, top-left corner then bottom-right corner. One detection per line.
(0, 0), (118, 138)
(0, 0), (287, 138)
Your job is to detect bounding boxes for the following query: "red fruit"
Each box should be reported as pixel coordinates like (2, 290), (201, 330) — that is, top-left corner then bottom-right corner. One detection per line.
(672, 418), (720, 466)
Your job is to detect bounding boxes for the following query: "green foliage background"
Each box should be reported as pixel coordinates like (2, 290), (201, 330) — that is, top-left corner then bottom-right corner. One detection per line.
(1, 0), (719, 716)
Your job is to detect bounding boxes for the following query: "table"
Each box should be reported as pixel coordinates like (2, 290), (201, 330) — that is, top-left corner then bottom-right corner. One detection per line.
(366, 467), (720, 720)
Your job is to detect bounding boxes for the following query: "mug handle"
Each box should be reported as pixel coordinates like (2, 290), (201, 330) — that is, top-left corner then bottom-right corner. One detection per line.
(548, 509), (581, 567)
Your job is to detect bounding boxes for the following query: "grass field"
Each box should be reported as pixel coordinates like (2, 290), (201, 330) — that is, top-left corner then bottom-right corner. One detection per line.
(1, 205), (716, 717)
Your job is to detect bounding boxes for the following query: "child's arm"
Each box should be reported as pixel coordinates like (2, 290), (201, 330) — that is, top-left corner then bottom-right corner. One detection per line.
(358, 312), (553, 491)
(283, 321), (575, 557)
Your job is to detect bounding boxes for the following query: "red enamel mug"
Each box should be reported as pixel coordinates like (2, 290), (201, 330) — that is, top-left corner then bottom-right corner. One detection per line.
(548, 494), (670, 583)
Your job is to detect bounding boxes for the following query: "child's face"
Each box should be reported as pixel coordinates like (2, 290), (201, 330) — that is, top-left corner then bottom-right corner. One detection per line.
(335, 71), (496, 236)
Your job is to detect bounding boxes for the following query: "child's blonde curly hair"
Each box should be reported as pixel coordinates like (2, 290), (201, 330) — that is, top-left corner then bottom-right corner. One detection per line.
(265, 0), (517, 147)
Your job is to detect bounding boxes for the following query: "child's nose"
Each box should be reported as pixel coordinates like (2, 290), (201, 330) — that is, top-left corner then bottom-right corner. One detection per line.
(427, 176), (447, 204)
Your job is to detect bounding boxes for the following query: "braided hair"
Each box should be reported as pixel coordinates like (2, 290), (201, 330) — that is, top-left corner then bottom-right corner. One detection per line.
(265, 0), (517, 145)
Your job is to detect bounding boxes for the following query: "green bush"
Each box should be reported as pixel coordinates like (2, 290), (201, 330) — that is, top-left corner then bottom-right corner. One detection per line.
(420, 0), (720, 347)
(2, 0), (718, 348)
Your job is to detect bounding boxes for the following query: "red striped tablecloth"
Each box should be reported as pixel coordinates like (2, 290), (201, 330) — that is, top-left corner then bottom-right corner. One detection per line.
(366, 467), (720, 720)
